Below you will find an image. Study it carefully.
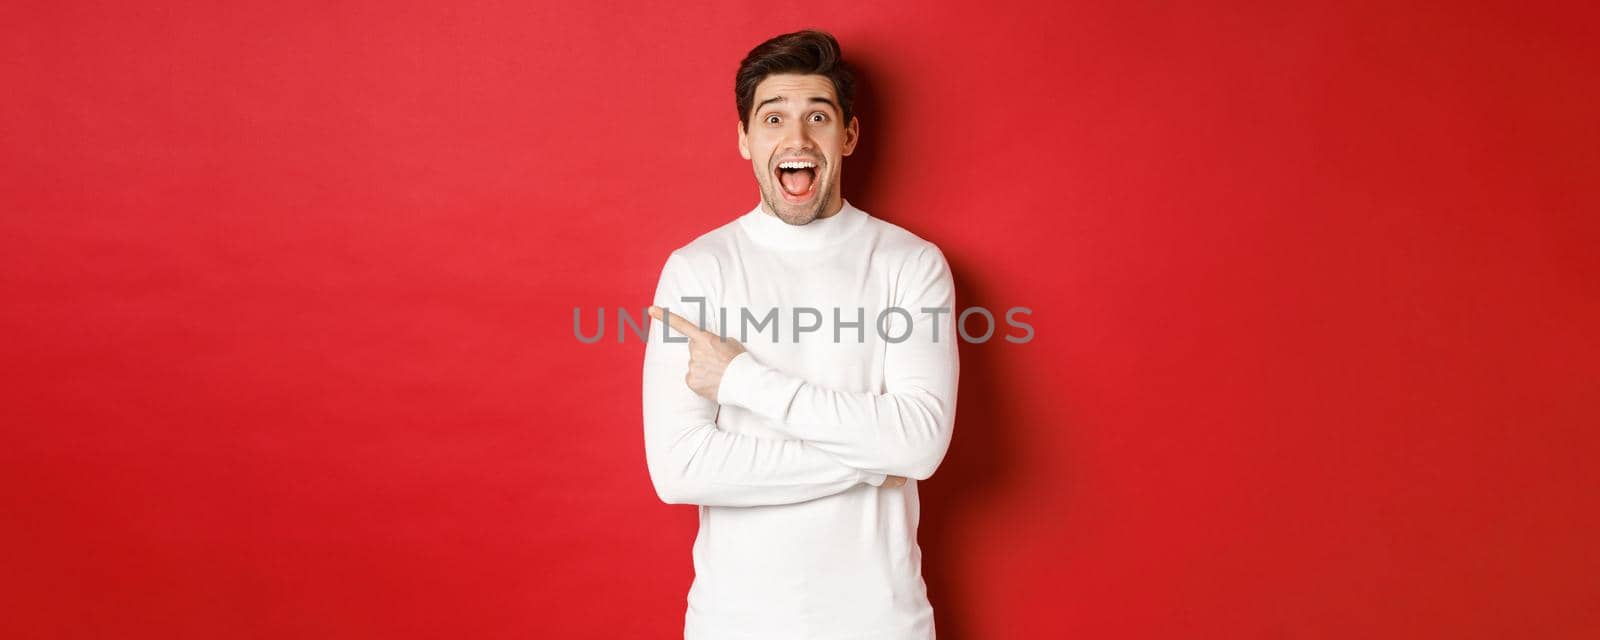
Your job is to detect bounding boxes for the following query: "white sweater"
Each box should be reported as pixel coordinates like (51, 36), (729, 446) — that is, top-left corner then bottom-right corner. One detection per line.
(641, 199), (960, 640)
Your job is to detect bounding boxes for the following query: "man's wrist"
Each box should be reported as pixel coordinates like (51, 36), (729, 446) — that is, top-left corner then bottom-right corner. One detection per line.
(715, 351), (755, 406)
(713, 350), (805, 423)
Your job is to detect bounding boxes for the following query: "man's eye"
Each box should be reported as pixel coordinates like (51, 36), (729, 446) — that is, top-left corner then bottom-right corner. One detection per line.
(766, 115), (780, 124)
(810, 113), (826, 122)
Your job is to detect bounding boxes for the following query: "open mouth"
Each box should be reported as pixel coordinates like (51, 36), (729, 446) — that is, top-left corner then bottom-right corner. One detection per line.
(774, 159), (819, 204)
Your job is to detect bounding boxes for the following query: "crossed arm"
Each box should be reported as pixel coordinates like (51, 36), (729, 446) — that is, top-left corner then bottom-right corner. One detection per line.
(640, 248), (959, 508)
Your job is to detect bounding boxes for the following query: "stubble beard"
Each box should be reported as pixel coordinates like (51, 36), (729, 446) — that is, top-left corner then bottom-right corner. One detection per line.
(760, 167), (832, 226)
(761, 153), (838, 225)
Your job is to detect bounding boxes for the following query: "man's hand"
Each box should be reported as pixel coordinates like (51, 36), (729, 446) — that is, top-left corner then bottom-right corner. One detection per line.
(648, 305), (747, 401)
(646, 305), (908, 489)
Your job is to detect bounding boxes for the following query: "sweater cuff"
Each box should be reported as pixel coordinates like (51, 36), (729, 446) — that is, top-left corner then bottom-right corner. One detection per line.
(860, 470), (888, 487)
(715, 351), (802, 421)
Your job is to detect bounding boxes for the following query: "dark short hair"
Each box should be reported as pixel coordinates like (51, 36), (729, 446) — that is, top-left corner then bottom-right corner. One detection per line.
(735, 29), (856, 132)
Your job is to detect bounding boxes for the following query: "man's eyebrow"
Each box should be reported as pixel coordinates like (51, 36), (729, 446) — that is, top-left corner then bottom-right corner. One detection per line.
(755, 95), (839, 112)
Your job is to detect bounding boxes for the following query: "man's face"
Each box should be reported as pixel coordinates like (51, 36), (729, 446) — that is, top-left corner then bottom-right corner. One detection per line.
(738, 73), (859, 226)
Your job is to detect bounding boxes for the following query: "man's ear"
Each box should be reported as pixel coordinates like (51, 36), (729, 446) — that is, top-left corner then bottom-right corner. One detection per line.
(737, 120), (751, 160)
(842, 116), (860, 156)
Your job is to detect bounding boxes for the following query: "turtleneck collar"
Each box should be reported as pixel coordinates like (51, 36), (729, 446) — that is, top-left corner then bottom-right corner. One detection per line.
(736, 198), (870, 251)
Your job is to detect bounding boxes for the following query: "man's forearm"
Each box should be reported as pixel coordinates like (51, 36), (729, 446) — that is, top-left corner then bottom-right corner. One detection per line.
(643, 347), (885, 507)
(715, 350), (957, 481)
(643, 419), (886, 507)
(697, 245), (959, 481)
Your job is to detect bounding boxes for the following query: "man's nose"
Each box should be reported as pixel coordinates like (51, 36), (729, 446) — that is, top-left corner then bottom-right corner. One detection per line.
(780, 120), (814, 151)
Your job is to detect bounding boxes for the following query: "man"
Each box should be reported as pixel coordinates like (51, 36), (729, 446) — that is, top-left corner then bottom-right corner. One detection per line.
(641, 29), (959, 640)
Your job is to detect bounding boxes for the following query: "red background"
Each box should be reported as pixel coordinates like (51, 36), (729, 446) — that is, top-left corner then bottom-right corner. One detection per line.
(4, 1), (1597, 637)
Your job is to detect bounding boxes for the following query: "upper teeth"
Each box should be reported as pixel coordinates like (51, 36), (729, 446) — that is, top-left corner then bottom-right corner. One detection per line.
(779, 161), (816, 169)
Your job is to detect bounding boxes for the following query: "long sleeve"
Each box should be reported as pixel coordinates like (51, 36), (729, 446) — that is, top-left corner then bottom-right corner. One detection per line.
(715, 244), (960, 481)
(641, 252), (883, 507)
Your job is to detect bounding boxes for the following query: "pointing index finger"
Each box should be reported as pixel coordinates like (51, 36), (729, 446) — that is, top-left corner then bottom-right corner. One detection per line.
(647, 305), (707, 339)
